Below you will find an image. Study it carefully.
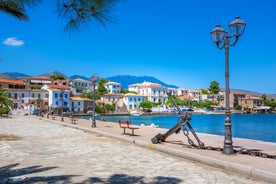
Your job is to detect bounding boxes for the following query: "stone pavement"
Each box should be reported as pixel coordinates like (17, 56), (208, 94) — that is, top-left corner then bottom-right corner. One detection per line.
(0, 115), (275, 183)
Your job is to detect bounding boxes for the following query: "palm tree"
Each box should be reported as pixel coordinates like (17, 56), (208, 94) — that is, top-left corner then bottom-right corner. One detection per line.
(0, 87), (14, 116)
(0, 0), (120, 33)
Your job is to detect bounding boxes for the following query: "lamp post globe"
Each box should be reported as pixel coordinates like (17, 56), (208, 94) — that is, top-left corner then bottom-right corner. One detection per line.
(210, 16), (246, 155)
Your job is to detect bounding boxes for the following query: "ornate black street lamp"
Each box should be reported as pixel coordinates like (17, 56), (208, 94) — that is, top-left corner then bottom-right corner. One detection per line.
(91, 74), (98, 128)
(210, 16), (246, 154)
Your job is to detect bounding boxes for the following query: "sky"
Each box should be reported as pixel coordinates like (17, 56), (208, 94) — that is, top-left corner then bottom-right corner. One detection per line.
(0, 0), (275, 94)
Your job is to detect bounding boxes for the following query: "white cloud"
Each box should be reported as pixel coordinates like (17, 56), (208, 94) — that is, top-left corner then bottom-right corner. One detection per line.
(3, 37), (25, 46)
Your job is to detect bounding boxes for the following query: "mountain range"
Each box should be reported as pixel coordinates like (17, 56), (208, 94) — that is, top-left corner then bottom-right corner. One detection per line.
(1, 71), (275, 98)
(0, 71), (177, 89)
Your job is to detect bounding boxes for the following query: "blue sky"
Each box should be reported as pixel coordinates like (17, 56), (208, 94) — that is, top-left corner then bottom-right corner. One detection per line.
(0, 0), (275, 94)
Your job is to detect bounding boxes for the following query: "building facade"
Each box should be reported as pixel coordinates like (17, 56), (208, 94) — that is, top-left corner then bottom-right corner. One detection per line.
(104, 82), (121, 94)
(129, 82), (167, 104)
(123, 93), (144, 110)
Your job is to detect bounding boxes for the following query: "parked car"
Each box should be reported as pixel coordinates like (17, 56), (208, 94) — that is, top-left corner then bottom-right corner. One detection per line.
(32, 109), (39, 116)
(143, 109), (152, 113)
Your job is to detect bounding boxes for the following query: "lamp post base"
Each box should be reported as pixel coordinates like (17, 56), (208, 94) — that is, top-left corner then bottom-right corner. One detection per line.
(92, 120), (96, 128)
(223, 145), (234, 154)
(223, 113), (234, 154)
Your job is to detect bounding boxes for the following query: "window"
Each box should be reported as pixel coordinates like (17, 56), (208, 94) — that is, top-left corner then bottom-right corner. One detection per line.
(45, 94), (49, 98)
(38, 94), (41, 99)
(55, 93), (58, 98)
(72, 102), (74, 106)
(78, 102), (80, 106)
(22, 93), (24, 98)
(65, 94), (68, 98)
(32, 93), (35, 98)
(56, 101), (58, 106)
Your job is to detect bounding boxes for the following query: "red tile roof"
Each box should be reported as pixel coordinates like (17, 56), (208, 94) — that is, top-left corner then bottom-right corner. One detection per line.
(0, 79), (25, 85)
(27, 76), (52, 80)
(179, 94), (194, 99)
(47, 84), (71, 90)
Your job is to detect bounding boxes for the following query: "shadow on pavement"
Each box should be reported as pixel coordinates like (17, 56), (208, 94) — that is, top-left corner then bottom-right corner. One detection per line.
(85, 174), (183, 184)
(1, 164), (183, 183)
(0, 163), (79, 183)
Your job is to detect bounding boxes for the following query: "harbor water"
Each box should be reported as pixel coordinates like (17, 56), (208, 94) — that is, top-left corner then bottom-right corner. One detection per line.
(83, 113), (276, 143)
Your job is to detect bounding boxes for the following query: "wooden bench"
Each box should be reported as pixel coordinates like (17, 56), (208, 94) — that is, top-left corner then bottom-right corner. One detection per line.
(70, 117), (78, 124)
(118, 120), (139, 136)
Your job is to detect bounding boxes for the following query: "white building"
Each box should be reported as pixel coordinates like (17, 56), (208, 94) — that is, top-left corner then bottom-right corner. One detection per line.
(188, 89), (201, 101)
(128, 83), (141, 93)
(123, 93), (144, 110)
(70, 97), (93, 113)
(104, 81), (121, 94)
(167, 88), (189, 96)
(7, 89), (48, 112)
(70, 78), (91, 95)
(201, 93), (225, 102)
(42, 84), (71, 113)
(129, 82), (167, 104)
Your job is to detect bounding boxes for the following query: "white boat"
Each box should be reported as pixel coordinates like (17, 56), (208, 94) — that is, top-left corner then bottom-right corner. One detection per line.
(130, 111), (142, 116)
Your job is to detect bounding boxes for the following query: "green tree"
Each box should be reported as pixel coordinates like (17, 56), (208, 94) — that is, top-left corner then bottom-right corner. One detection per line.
(235, 104), (242, 110)
(197, 100), (218, 109)
(1, 0), (120, 33)
(209, 80), (220, 94)
(121, 88), (137, 94)
(0, 87), (14, 116)
(97, 78), (108, 96)
(201, 88), (209, 94)
(166, 96), (190, 106)
(95, 104), (105, 114)
(264, 98), (276, 108)
(139, 100), (153, 109)
(50, 75), (66, 80)
(260, 94), (267, 101)
(104, 103), (115, 111)
(80, 92), (92, 99)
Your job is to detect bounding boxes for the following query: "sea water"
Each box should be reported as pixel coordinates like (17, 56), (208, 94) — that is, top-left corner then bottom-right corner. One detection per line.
(85, 113), (276, 143)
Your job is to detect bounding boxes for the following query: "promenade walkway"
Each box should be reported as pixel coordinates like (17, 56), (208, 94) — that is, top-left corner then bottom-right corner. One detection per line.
(0, 115), (275, 183)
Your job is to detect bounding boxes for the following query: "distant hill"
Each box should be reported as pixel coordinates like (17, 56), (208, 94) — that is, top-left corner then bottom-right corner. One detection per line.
(70, 75), (90, 81)
(106, 75), (178, 89)
(0, 73), (12, 79)
(1, 72), (29, 79)
(223, 89), (276, 99)
(1, 71), (274, 98)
